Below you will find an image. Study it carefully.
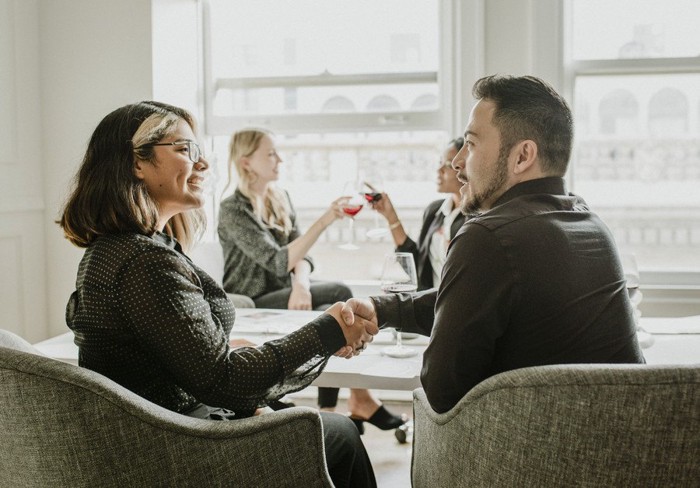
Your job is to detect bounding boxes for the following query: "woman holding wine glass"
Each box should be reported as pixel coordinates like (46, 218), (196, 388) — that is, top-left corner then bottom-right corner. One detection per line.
(369, 137), (466, 290)
(218, 128), (407, 433)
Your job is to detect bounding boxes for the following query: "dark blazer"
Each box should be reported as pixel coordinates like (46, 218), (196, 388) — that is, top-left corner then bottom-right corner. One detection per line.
(396, 198), (466, 290)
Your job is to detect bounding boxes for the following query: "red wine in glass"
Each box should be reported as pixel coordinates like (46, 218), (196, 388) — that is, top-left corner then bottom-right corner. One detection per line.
(339, 180), (364, 250)
(343, 205), (363, 217)
(363, 192), (382, 203)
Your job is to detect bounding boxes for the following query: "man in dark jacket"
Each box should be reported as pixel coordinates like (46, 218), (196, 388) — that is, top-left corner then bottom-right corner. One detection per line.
(342, 75), (645, 413)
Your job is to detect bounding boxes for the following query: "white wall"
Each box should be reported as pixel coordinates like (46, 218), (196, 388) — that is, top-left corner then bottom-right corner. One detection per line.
(0, 0), (154, 340)
(39, 0), (154, 336)
(1, 0), (46, 342)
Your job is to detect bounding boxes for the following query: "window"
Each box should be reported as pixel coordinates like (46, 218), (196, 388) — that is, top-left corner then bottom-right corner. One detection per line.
(566, 0), (700, 272)
(200, 0), (469, 280)
(203, 0), (444, 134)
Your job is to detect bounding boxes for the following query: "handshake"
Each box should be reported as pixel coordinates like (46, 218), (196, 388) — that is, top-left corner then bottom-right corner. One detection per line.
(325, 299), (378, 359)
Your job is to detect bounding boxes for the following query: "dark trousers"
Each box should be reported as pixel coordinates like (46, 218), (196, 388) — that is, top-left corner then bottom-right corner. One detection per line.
(253, 281), (353, 409)
(320, 412), (377, 488)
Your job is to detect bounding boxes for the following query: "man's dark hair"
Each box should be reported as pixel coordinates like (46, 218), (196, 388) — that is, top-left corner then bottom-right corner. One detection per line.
(472, 75), (573, 175)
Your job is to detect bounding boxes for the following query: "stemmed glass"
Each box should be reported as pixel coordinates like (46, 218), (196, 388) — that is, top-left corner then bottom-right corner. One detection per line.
(338, 180), (364, 251)
(362, 169), (389, 238)
(380, 252), (419, 358)
(621, 253), (654, 348)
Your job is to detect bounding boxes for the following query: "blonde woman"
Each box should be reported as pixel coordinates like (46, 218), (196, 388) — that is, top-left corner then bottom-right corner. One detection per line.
(218, 129), (408, 433)
(59, 102), (377, 487)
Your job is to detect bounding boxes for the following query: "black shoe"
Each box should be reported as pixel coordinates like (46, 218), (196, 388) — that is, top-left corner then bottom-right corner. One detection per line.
(349, 406), (408, 434)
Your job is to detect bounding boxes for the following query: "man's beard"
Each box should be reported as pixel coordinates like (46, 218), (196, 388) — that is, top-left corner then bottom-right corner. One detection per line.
(460, 148), (509, 215)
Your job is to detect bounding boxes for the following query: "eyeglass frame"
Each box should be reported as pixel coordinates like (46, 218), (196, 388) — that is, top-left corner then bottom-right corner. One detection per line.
(135, 140), (203, 164)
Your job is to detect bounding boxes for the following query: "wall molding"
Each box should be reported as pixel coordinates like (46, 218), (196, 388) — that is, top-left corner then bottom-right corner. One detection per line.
(0, 235), (24, 336)
(0, 0), (19, 165)
(0, 197), (45, 214)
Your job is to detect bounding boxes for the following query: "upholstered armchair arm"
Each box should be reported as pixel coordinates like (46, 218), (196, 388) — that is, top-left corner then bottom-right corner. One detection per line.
(227, 292), (256, 308)
(0, 347), (332, 488)
(412, 364), (700, 488)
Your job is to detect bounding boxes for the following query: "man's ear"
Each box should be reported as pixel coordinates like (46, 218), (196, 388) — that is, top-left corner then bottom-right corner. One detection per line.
(512, 140), (538, 175)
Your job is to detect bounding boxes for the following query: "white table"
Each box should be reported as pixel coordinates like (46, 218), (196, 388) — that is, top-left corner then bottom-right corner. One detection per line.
(33, 311), (699, 391)
(32, 308), (428, 390)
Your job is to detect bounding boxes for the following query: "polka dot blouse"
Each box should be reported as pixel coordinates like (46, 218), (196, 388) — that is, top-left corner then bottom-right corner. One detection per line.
(66, 232), (345, 417)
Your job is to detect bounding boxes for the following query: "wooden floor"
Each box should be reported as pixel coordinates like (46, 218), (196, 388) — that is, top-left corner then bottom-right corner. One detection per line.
(292, 396), (413, 487)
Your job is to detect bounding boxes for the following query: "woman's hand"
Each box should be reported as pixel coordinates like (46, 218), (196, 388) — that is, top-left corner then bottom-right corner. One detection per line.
(371, 192), (398, 222)
(229, 338), (257, 349)
(321, 196), (350, 226)
(288, 281), (312, 310)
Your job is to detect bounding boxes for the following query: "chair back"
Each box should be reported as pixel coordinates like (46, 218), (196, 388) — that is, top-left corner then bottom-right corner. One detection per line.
(188, 241), (255, 308)
(412, 363), (700, 487)
(0, 329), (331, 487)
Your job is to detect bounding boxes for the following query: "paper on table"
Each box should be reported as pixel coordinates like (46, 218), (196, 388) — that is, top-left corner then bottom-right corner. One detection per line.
(641, 315), (700, 334)
(232, 309), (321, 334)
(360, 357), (422, 379)
(325, 349), (422, 379)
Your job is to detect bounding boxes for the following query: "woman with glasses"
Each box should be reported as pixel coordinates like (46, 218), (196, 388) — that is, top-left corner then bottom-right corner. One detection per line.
(217, 128), (408, 434)
(370, 137), (466, 291)
(58, 101), (377, 488)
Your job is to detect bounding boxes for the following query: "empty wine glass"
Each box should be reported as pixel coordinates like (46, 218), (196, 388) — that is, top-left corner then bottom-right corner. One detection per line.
(338, 180), (364, 251)
(380, 252), (419, 358)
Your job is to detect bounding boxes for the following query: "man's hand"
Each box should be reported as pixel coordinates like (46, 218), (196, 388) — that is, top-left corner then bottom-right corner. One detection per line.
(325, 301), (378, 358)
(340, 298), (378, 329)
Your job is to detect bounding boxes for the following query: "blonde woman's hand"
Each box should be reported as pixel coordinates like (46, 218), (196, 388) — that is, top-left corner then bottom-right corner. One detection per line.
(288, 281), (312, 310)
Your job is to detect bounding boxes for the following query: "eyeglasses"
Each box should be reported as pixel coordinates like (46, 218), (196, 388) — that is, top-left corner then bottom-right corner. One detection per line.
(138, 140), (202, 164)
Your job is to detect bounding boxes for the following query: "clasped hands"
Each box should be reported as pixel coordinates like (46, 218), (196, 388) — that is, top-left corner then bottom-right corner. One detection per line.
(325, 299), (377, 359)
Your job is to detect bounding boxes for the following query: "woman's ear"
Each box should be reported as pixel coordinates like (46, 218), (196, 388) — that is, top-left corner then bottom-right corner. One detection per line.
(513, 140), (538, 175)
(239, 156), (250, 171)
(133, 158), (147, 180)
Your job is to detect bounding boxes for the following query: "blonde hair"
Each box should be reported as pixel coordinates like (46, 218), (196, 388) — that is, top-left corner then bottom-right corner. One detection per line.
(59, 101), (205, 252)
(225, 129), (292, 234)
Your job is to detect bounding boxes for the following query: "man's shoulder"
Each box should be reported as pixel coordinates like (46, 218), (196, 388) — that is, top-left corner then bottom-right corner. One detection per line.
(471, 193), (590, 231)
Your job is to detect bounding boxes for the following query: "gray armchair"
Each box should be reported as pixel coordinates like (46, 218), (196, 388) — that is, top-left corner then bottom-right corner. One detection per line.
(0, 329), (332, 487)
(412, 364), (699, 487)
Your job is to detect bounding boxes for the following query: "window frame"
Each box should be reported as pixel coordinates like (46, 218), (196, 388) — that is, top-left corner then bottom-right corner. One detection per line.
(200, 0), (470, 136)
(562, 0), (700, 291)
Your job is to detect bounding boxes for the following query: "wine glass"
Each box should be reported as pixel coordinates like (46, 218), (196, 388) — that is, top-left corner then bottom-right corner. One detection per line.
(338, 180), (364, 251)
(621, 253), (654, 348)
(363, 172), (389, 238)
(380, 252), (419, 358)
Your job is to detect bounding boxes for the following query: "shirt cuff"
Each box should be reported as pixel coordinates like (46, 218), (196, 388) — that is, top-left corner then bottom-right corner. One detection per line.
(310, 313), (346, 354)
(370, 294), (400, 329)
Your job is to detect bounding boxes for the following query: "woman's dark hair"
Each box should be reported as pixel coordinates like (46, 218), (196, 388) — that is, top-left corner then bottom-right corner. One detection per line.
(449, 136), (465, 152)
(472, 75), (573, 175)
(58, 101), (205, 249)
